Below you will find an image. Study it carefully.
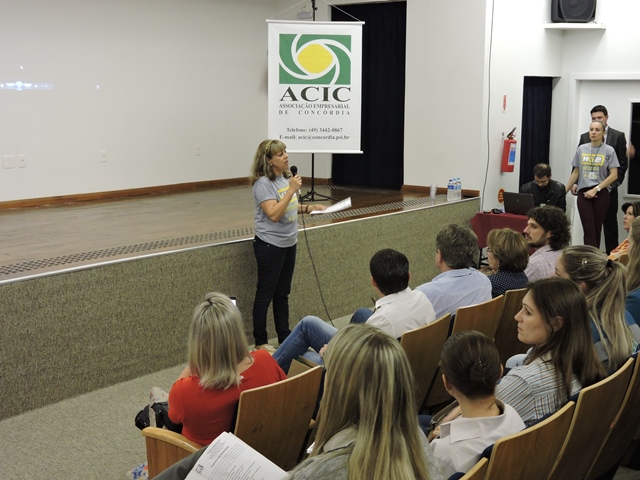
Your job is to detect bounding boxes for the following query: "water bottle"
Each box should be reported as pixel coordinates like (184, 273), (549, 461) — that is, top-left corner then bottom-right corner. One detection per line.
(447, 179), (454, 202)
(455, 178), (462, 200)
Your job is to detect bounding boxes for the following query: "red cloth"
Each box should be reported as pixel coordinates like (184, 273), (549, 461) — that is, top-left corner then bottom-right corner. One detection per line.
(168, 350), (286, 445)
(470, 212), (529, 249)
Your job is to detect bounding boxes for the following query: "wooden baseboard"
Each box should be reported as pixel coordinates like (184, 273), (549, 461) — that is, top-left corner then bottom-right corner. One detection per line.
(402, 184), (480, 198)
(0, 178), (251, 210)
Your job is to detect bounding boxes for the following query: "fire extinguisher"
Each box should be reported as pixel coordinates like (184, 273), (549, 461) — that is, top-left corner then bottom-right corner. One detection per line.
(501, 127), (517, 173)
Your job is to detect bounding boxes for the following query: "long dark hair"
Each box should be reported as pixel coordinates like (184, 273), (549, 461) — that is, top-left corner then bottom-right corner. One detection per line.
(525, 278), (606, 397)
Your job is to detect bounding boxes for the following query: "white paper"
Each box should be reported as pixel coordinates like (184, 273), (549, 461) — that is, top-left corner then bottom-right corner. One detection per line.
(185, 432), (288, 480)
(311, 196), (352, 214)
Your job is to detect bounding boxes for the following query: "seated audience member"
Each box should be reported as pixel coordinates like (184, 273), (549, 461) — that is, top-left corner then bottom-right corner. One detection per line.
(486, 228), (529, 297)
(496, 278), (606, 426)
(555, 245), (640, 370)
(273, 249), (436, 373)
(609, 201), (640, 260)
(626, 218), (640, 324)
(523, 206), (571, 282)
(416, 224), (491, 318)
(167, 292), (286, 445)
(519, 163), (567, 212)
(155, 325), (444, 480)
(429, 331), (525, 477)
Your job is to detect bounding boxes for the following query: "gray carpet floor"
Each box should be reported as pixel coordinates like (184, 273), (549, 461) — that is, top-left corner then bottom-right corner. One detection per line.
(0, 364), (184, 479)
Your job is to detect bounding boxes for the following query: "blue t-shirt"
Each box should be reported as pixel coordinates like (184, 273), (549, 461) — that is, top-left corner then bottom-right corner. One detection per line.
(253, 175), (298, 248)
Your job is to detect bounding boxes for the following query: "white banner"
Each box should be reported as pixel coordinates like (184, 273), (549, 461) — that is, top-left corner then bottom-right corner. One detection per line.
(267, 20), (363, 153)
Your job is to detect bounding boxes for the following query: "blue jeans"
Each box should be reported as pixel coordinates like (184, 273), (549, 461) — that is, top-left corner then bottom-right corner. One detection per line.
(252, 236), (296, 345)
(350, 307), (374, 324)
(273, 316), (338, 373)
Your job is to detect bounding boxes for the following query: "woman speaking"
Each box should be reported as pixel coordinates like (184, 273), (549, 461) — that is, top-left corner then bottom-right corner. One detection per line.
(566, 120), (619, 248)
(250, 139), (325, 352)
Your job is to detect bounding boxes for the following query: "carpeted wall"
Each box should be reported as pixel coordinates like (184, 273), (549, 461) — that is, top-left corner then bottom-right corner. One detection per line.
(0, 199), (479, 420)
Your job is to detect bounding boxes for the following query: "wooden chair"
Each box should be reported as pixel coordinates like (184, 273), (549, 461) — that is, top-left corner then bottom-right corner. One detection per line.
(493, 288), (528, 366)
(451, 295), (505, 338)
(587, 355), (640, 479)
(460, 457), (488, 480)
(400, 313), (451, 410)
(484, 401), (576, 480)
(618, 252), (629, 266)
(141, 427), (203, 479)
(548, 357), (634, 480)
(234, 365), (323, 470)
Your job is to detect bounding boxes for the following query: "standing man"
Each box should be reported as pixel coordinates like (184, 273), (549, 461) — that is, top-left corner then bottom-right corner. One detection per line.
(523, 206), (571, 281)
(519, 163), (566, 212)
(578, 105), (628, 253)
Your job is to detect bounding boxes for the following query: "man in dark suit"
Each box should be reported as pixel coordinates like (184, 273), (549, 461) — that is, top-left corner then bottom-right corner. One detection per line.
(578, 105), (628, 253)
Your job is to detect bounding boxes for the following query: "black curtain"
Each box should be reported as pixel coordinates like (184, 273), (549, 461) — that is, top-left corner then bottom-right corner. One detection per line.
(519, 77), (553, 186)
(331, 2), (406, 189)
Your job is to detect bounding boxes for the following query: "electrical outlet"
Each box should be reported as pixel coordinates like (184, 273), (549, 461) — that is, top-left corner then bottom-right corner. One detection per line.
(194, 144), (201, 156)
(18, 154), (27, 168)
(3, 154), (17, 169)
(100, 149), (107, 163)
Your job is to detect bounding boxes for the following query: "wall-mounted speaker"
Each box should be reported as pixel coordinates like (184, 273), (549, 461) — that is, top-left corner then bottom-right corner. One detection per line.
(551, 0), (596, 23)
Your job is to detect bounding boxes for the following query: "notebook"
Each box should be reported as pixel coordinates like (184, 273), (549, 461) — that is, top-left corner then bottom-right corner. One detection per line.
(503, 192), (535, 216)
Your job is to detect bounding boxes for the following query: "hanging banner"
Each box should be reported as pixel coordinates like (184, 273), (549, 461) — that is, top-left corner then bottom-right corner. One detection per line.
(267, 20), (363, 153)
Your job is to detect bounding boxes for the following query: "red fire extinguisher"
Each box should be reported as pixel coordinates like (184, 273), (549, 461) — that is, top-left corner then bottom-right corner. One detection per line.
(501, 127), (517, 173)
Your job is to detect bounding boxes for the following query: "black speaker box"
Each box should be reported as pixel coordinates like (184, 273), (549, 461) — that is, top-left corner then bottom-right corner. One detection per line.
(551, 0), (596, 23)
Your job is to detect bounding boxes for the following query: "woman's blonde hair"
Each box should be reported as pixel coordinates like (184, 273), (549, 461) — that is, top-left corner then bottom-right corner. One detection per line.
(627, 217), (640, 292)
(297, 324), (433, 480)
(187, 292), (250, 389)
(486, 228), (530, 272)
(559, 246), (633, 370)
(249, 139), (289, 185)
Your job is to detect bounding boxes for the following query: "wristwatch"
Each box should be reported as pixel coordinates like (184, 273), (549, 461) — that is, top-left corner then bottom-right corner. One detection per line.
(596, 185), (601, 192)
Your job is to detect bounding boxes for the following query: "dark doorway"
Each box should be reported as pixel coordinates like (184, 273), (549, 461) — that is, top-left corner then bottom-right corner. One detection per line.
(627, 103), (640, 194)
(331, 2), (406, 189)
(519, 77), (553, 186)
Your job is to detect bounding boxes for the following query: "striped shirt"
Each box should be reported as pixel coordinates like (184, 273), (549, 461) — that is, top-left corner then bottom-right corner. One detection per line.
(496, 355), (581, 426)
(524, 245), (563, 282)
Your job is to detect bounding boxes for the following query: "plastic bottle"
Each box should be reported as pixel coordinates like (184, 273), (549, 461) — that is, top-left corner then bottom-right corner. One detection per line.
(456, 178), (462, 200)
(447, 179), (454, 202)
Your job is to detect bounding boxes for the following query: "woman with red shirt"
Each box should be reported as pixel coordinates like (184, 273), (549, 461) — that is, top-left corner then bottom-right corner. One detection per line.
(168, 292), (286, 445)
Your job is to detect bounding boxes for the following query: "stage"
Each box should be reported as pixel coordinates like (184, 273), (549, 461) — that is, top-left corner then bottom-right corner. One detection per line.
(0, 183), (480, 420)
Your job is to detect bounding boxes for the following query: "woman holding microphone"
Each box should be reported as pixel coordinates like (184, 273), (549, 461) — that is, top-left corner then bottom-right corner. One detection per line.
(566, 120), (619, 248)
(250, 139), (325, 352)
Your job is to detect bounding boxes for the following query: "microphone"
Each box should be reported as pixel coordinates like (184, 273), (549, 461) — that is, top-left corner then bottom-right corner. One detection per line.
(290, 165), (298, 176)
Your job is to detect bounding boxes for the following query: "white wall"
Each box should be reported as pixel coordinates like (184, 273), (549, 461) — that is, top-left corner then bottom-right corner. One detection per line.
(0, 0), (279, 201)
(4, 0), (640, 210)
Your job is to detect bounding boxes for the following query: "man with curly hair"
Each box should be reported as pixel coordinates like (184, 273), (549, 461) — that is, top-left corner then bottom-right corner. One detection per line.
(523, 206), (571, 281)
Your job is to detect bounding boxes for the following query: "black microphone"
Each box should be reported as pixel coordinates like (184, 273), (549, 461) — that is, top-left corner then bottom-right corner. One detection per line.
(290, 165), (298, 176)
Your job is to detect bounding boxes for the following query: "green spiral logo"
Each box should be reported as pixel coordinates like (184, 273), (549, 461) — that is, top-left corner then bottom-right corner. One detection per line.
(279, 34), (351, 85)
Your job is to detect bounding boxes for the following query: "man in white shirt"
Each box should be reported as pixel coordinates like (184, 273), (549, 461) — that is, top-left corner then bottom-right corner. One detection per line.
(416, 224), (492, 318)
(523, 206), (571, 281)
(273, 248), (436, 372)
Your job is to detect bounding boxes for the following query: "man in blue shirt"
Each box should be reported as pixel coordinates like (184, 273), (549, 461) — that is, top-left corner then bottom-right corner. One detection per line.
(416, 224), (492, 318)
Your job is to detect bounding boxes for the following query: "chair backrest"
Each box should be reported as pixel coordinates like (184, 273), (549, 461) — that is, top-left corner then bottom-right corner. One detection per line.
(484, 401), (576, 480)
(493, 288), (528, 365)
(451, 295), (505, 338)
(549, 357), (635, 480)
(141, 427), (203, 479)
(401, 313), (451, 410)
(460, 457), (488, 480)
(234, 365), (323, 470)
(587, 355), (640, 479)
(618, 253), (629, 266)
